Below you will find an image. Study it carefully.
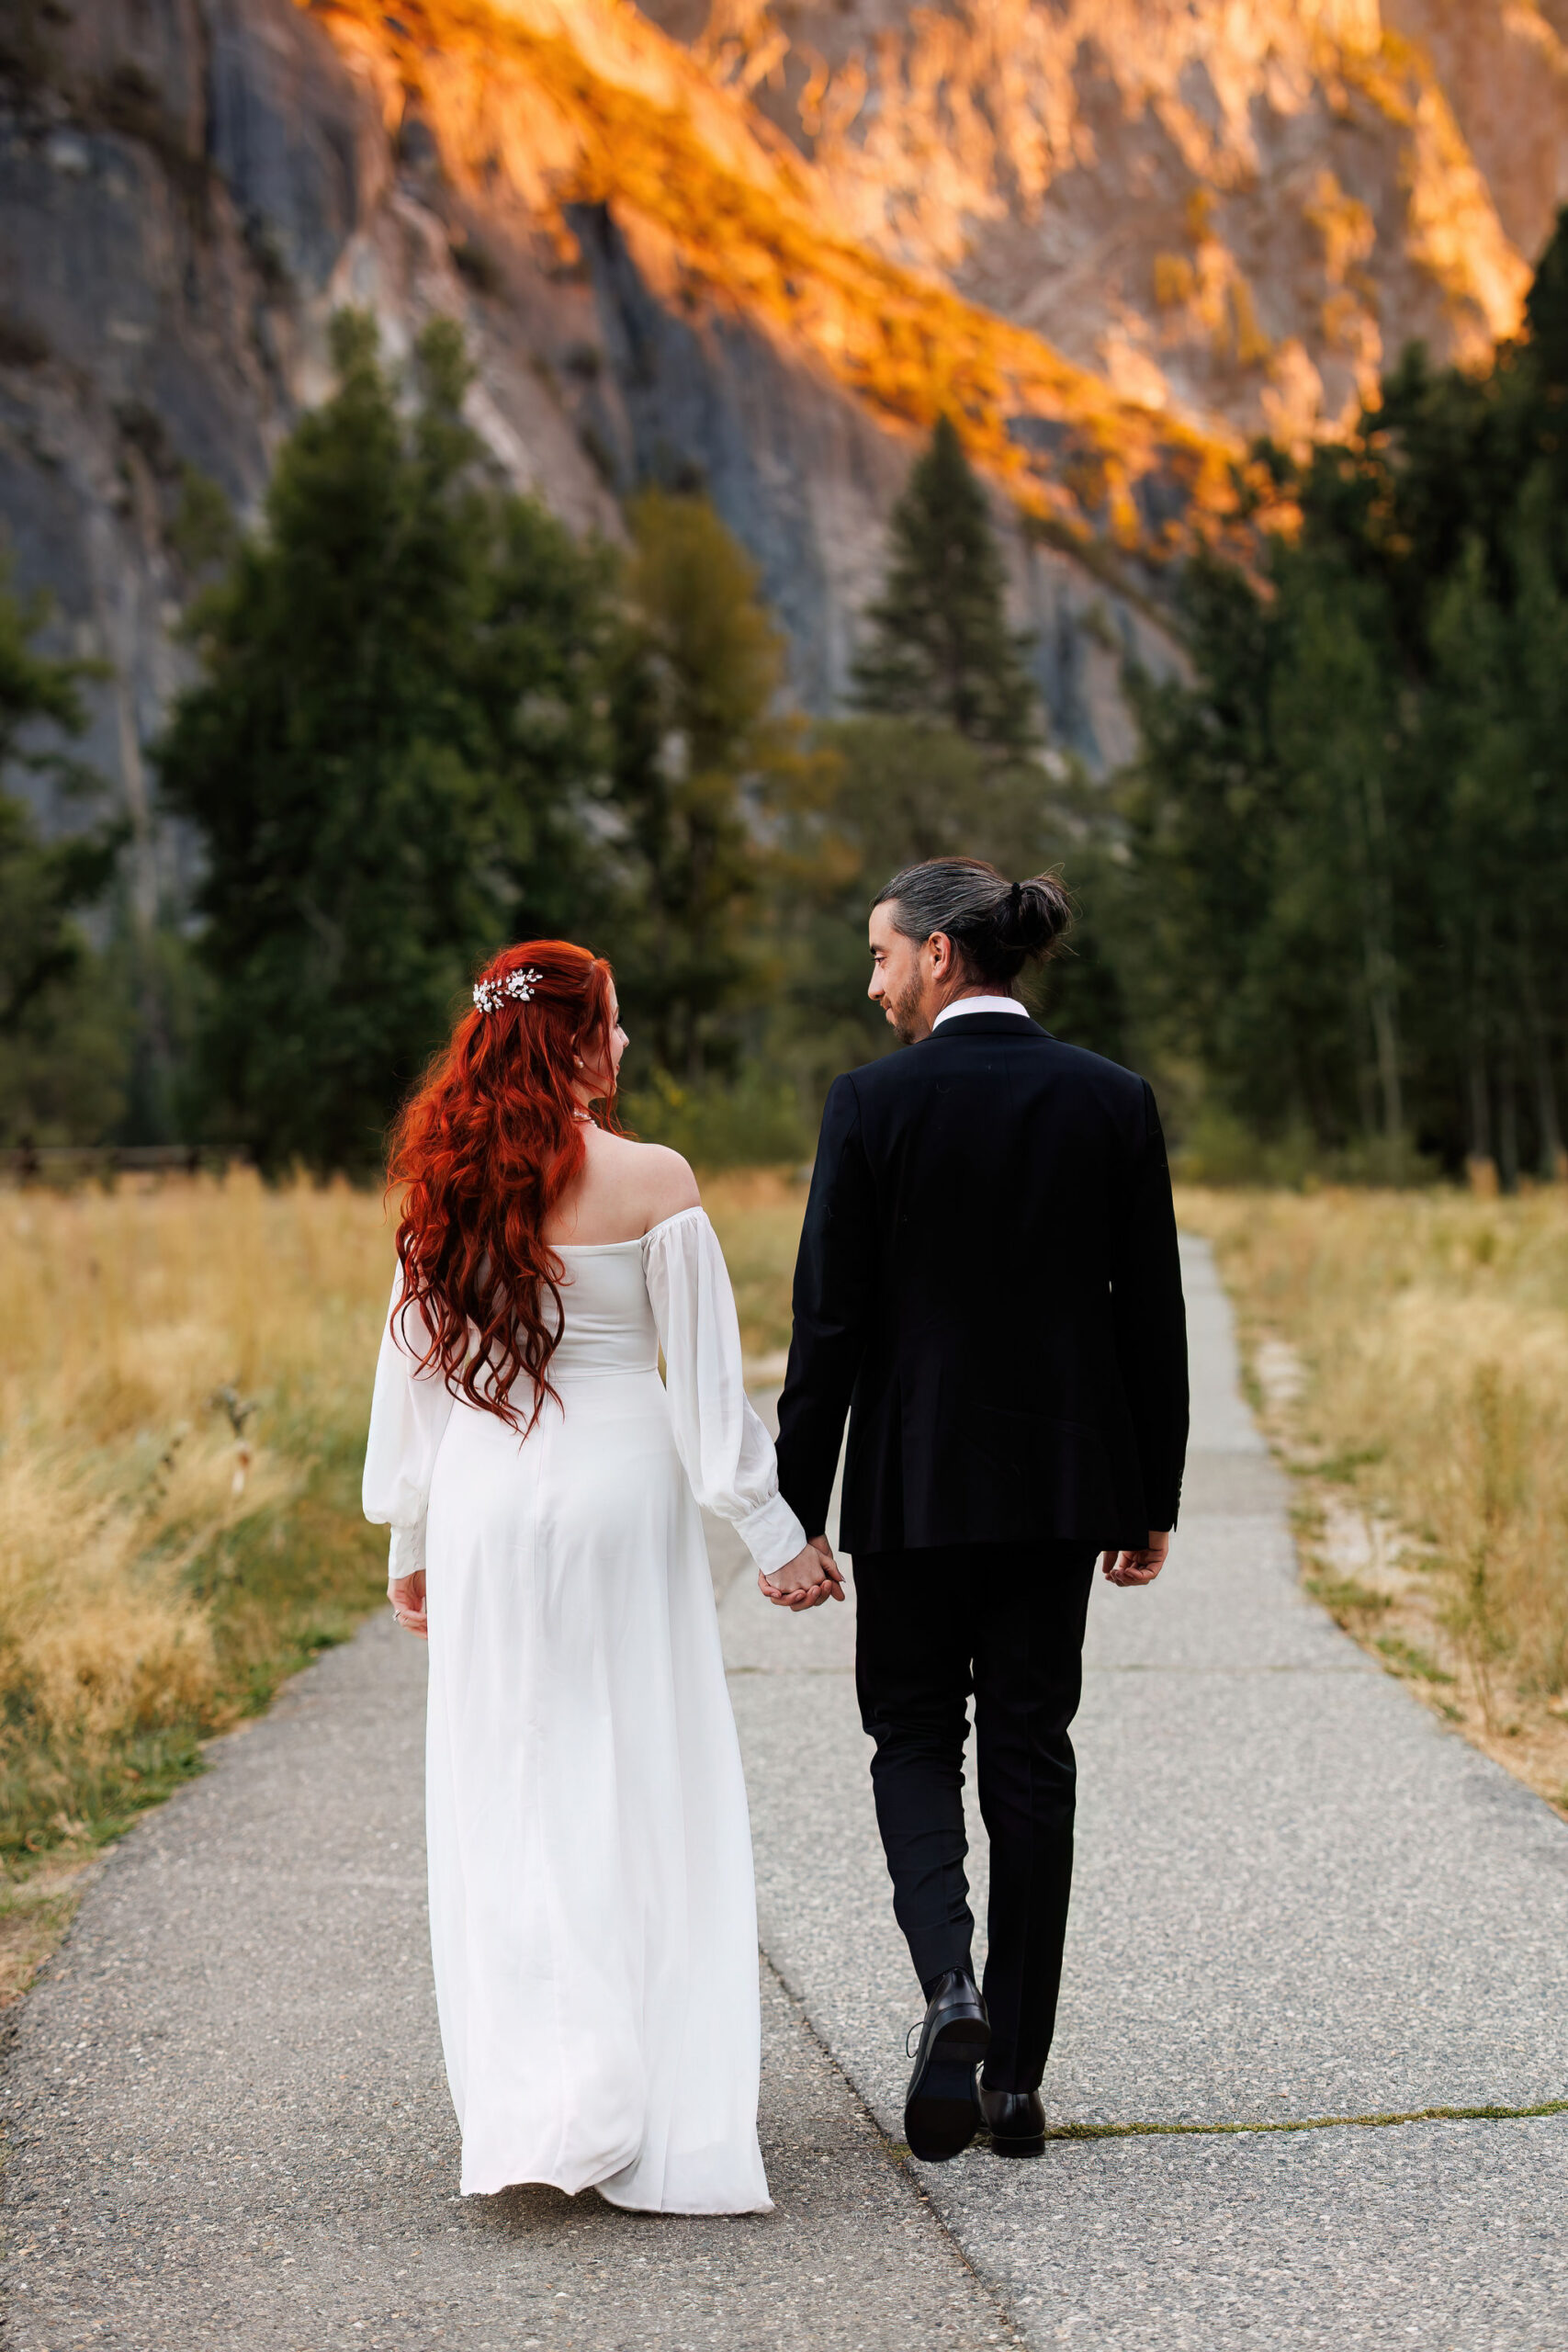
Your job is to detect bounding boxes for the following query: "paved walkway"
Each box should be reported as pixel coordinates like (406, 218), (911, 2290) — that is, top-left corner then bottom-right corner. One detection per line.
(6, 1242), (1568, 2347)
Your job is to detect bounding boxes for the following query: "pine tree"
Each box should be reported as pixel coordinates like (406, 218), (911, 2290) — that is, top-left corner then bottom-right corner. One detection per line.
(852, 415), (1038, 752)
(1524, 201), (1568, 397)
(0, 566), (125, 1143)
(157, 313), (612, 1173)
(1125, 206), (1568, 1179)
(607, 490), (793, 1081)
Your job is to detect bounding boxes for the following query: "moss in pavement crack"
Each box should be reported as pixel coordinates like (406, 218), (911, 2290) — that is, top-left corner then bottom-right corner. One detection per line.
(1039, 2098), (1568, 2143)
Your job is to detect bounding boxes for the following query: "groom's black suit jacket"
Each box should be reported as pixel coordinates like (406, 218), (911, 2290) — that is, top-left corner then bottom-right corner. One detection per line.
(774, 1012), (1189, 1555)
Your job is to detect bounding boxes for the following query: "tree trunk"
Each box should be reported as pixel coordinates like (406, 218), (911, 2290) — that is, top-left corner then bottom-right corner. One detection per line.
(1464, 906), (1496, 1190)
(1359, 766), (1403, 1152)
(1519, 938), (1565, 1181)
(1496, 1027), (1520, 1194)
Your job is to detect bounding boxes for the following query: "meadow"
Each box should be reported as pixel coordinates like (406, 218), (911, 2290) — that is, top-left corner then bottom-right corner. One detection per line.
(1178, 1184), (1568, 1812)
(4, 1170), (1564, 1996)
(0, 1168), (807, 1994)
(0, 1175), (402, 1986)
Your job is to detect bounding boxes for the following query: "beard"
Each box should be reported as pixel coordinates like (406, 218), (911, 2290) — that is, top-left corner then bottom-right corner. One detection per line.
(886, 969), (927, 1044)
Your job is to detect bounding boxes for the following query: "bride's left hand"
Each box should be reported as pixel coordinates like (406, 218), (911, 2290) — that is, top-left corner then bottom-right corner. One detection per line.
(759, 1537), (844, 1611)
(389, 1570), (428, 1640)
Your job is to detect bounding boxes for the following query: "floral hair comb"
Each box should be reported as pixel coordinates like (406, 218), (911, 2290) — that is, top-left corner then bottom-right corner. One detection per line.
(473, 967), (543, 1014)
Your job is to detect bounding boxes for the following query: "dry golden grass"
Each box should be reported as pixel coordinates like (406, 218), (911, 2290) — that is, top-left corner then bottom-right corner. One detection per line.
(0, 1172), (397, 1893)
(1178, 1183), (1568, 1812)
(305, 0), (1254, 559)
(701, 1168), (807, 1367)
(0, 1852), (102, 2007)
(0, 1164), (803, 1995)
(12, 1163), (1560, 2000)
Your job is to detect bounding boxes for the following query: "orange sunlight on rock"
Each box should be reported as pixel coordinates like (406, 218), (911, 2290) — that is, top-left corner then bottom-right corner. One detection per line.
(299, 0), (1263, 560)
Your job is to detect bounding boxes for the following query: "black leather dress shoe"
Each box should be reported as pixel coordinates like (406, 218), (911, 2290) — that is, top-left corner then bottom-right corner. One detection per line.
(977, 2082), (1046, 2157)
(903, 1971), (990, 2162)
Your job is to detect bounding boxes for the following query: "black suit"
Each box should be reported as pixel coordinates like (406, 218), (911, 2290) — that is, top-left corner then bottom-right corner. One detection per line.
(775, 1011), (1188, 2090)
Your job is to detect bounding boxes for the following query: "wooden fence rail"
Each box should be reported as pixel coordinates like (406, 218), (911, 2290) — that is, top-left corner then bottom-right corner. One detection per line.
(0, 1144), (244, 1183)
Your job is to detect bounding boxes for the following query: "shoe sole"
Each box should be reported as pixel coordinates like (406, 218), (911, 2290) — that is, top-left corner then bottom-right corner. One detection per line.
(986, 2133), (1046, 2159)
(904, 2017), (991, 2163)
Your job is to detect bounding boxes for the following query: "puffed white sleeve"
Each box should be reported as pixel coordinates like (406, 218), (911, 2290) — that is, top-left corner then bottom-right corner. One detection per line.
(641, 1207), (807, 1577)
(362, 1267), (458, 1589)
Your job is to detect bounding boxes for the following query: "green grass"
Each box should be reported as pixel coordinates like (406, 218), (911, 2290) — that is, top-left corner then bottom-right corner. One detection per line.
(1305, 1574), (1393, 1622)
(0, 1440), (386, 1861)
(1033, 2097), (1568, 2143)
(1374, 1634), (1456, 1684)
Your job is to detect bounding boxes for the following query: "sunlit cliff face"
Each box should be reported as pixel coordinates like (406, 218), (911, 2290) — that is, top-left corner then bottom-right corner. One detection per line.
(638, 0), (1568, 442)
(299, 0), (1566, 565)
(299, 0), (1253, 559)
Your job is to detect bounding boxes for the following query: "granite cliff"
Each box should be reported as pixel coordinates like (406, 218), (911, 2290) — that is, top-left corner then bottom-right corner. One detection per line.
(0, 0), (1559, 881)
(643, 0), (1565, 440)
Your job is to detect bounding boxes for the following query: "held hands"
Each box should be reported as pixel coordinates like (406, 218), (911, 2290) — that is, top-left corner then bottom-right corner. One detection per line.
(759, 1533), (844, 1612)
(389, 1570), (428, 1641)
(1100, 1531), (1170, 1588)
(397, 1542), (846, 1630)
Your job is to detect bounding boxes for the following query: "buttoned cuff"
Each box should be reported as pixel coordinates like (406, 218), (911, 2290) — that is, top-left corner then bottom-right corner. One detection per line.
(387, 1521), (426, 1589)
(737, 1490), (809, 1577)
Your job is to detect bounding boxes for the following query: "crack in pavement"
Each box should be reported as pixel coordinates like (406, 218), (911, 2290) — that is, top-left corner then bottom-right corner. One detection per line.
(1016, 2096), (1568, 2144)
(727, 1245), (1568, 2347)
(6, 1242), (1567, 2349)
(0, 1620), (1024, 2352)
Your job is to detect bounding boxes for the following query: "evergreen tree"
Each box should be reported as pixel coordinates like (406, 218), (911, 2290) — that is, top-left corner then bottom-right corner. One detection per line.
(1126, 205), (1568, 1180)
(157, 313), (612, 1174)
(852, 415), (1038, 752)
(768, 715), (1123, 1093)
(607, 490), (794, 1082)
(0, 567), (126, 1143)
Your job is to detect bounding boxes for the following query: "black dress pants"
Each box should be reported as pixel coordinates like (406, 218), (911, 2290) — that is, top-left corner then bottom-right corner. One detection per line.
(853, 1541), (1098, 2095)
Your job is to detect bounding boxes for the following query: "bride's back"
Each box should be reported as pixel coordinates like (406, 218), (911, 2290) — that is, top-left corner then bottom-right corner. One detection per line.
(540, 1125), (700, 1248)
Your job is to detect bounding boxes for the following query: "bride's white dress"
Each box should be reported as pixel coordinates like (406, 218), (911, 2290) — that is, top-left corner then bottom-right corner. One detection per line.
(362, 1206), (806, 2212)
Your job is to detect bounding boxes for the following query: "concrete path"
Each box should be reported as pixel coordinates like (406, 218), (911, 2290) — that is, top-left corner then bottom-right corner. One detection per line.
(724, 1243), (1568, 2347)
(0, 1628), (1010, 2351)
(6, 1240), (1568, 2347)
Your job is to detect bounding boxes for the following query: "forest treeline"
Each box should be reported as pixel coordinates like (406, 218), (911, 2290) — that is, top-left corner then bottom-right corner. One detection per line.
(1126, 215), (1568, 1186)
(4, 213), (1568, 1182)
(0, 321), (1096, 1173)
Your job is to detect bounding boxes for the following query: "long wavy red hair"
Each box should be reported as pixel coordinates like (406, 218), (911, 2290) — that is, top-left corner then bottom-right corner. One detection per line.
(388, 941), (625, 1430)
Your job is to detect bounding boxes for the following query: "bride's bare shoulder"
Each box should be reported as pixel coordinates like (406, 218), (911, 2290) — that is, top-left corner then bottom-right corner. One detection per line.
(594, 1130), (701, 1229)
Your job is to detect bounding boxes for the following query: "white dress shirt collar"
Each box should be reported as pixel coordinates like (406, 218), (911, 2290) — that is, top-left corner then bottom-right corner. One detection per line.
(931, 994), (1031, 1031)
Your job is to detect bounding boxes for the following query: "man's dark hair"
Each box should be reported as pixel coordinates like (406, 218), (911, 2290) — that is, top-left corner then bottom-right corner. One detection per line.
(872, 856), (1071, 986)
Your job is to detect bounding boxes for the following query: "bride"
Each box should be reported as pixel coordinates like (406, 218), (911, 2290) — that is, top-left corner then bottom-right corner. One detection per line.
(362, 941), (840, 2213)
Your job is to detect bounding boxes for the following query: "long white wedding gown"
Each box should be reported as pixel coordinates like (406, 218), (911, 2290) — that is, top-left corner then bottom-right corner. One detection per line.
(362, 1206), (806, 2212)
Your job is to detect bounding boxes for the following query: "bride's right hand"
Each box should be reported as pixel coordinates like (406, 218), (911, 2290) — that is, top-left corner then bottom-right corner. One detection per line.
(759, 1537), (844, 1611)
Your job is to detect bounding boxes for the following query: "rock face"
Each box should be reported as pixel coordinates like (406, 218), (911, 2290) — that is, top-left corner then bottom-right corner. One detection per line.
(0, 0), (614, 889)
(1, 0), (1558, 865)
(642, 0), (1564, 441)
(0, 0), (1195, 875)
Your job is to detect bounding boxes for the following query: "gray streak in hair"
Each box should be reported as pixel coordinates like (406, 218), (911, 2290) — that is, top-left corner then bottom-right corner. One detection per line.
(873, 856), (1071, 986)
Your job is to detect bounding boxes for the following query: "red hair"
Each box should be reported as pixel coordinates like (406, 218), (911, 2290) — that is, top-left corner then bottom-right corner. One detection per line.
(388, 941), (624, 1430)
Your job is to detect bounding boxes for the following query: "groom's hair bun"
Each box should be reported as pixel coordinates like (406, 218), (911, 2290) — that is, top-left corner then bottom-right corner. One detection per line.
(873, 858), (1071, 985)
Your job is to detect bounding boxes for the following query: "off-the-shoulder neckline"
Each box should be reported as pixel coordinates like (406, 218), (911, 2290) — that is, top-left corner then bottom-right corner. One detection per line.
(551, 1204), (707, 1253)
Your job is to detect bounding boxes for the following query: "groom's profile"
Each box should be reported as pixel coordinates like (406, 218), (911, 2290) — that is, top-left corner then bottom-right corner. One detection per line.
(770, 857), (1189, 2161)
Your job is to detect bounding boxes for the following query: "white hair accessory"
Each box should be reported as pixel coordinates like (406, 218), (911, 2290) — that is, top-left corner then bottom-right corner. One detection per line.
(473, 967), (543, 1014)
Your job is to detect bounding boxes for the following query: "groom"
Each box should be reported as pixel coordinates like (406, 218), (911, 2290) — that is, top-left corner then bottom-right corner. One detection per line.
(767, 857), (1188, 2162)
